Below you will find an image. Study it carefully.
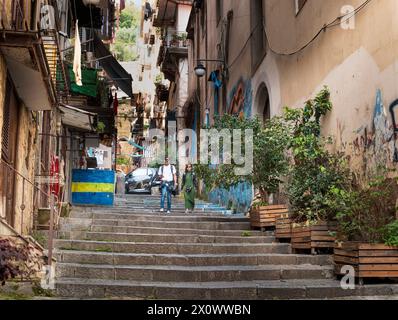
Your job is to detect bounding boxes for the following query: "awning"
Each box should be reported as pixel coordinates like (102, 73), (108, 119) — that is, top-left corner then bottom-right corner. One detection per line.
(0, 31), (57, 111)
(93, 32), (133, 97)
(59, 103), (96, 132)
(65, 64), (99, 97)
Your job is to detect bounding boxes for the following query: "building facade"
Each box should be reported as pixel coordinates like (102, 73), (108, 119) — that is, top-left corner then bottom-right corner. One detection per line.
(185, 0), (398, 212)
(0, 0), (126, 240)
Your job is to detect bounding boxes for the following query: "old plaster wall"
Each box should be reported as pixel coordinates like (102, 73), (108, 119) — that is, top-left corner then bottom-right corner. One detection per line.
(254, 0), (398, 176)
(12, 104), (39, 235)
(0, 54), (6, 220)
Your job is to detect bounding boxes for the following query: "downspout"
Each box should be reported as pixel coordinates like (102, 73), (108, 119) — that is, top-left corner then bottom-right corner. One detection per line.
(223, 10), (233, 114)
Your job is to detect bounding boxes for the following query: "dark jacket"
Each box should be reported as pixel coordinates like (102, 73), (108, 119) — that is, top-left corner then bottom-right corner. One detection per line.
(182, 172), (198, 190)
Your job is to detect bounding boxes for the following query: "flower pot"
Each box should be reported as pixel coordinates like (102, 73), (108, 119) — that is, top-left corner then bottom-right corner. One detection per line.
(275, 213), (293, 242)
(250, 205), (288, 231)
(334, 242), (398, 284)
(291, 220), (337, 254)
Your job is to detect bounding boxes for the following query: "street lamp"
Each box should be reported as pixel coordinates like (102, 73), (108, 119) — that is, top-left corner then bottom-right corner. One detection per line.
(194, 63), (206, 77)
(194, 59), (225, 78)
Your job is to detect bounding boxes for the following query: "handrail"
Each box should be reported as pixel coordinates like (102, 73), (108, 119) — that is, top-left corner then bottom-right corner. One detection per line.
(0, 157), (57, 269)
(0, 157), (48, 198)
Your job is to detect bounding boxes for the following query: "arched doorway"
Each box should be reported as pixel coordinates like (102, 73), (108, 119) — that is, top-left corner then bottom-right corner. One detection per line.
(254, 83), (270, 124)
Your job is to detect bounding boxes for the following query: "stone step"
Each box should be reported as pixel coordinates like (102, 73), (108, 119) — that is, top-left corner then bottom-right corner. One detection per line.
(60, 231), (274, 244)
(87, 225), (267, 237)
(70, 212), (248, 222)
(81, 219), (252, 230)
(55, 278), (398, 300)
(56, 263), (334, 282)
(55, 251), (332, 266)
(54, 240), (291, 254)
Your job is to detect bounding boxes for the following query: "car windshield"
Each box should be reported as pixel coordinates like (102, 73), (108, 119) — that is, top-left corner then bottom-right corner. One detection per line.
(133, 169), (148, 177)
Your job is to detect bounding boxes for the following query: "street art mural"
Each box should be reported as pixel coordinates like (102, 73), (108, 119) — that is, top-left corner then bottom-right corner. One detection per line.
(208, 182), (253, 214)
(351, 90), (396, 179)
(227, 78), (252, 118)
(205, 78), (254, 213)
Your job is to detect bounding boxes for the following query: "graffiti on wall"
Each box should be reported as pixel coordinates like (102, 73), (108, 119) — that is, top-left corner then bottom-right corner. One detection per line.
(352, 89), (396, 178)
(227, 78), (252, 118)
(208, 182), (253, 214)
(205, 78), (254, 213)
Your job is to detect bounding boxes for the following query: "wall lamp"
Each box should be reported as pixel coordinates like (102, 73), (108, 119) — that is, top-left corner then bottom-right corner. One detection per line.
(194, 59), (225, 78)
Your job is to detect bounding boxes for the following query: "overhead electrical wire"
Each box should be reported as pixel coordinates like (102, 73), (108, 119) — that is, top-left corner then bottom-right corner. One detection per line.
(266, 0), (373, 56)
(225, 0), (373, 69)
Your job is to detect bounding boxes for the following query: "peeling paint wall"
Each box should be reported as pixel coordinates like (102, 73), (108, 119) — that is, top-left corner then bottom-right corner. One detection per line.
(258, 0), (398, 178)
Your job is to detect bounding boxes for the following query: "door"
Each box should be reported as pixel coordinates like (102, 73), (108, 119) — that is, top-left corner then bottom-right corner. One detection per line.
(1, 77), (19, 227)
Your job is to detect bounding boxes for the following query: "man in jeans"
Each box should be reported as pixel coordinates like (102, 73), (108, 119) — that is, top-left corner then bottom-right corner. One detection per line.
(158, 157), (177, 214)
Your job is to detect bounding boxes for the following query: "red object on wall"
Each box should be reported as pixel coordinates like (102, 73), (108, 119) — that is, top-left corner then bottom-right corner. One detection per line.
(50, 155), (60, 196)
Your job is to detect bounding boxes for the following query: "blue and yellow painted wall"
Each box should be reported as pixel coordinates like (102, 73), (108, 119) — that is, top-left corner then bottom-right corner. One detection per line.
(71, 170), (115, 206)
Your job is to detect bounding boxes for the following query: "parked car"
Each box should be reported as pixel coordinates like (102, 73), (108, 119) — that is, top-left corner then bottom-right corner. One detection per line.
(125, 168), (159, 194)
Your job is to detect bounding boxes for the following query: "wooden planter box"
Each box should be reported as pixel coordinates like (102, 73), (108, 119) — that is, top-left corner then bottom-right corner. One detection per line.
(250, 205), (288, 230)
(334, 242), (398, 283)
(291, 221), (337, 254)
(275, 214), (293, 241)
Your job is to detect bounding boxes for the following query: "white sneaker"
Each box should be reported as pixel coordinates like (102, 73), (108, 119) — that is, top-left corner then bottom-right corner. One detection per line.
(160, 208), (164, 212)
(167, 210), (171, 214)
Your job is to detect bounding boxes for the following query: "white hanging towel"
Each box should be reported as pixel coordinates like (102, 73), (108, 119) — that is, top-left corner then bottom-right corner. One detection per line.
(73, 20), (83, 86)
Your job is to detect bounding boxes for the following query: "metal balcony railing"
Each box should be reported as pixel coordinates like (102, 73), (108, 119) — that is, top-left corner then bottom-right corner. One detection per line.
(162, 31), (189, 49)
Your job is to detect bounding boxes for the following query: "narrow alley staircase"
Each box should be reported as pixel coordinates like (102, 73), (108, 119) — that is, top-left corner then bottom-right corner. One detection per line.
(53, 195), (398, 299)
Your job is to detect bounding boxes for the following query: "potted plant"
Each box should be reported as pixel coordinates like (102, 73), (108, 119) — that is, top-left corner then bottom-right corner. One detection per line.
(332, 174), (398, 284)
(284, 87), (348, 254)
(194, 114), (290, 226)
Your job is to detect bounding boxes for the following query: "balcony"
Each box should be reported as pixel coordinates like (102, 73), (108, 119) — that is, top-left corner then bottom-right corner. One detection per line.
(157, 32), (188, 82)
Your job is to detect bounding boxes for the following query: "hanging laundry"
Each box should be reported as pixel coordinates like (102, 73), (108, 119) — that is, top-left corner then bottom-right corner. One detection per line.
(144, 2), (153, 21)
(73, 20), (83, 86)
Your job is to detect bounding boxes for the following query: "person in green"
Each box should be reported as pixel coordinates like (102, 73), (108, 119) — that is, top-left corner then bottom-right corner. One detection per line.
(182, 163), (197, 214)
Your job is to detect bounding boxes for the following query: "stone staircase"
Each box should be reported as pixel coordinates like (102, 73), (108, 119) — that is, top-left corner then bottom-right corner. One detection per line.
(53, 195), (398, 299)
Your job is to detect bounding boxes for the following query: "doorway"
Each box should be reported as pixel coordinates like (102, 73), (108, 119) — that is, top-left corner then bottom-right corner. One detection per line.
(254, 83), (270, 124)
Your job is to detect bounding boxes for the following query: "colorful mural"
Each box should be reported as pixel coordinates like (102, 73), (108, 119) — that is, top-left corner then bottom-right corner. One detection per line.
(204, 78), (254, 214)
(227, 78), (252, 118)
(208, 182), (253, 214)
(351, 90), (396, 178)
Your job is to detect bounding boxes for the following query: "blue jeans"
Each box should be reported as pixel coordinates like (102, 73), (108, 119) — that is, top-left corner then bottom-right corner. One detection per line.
(160, 182), (173, 211)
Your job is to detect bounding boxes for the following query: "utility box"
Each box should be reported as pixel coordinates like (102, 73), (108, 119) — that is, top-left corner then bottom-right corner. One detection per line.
(71, 170), (115, 206)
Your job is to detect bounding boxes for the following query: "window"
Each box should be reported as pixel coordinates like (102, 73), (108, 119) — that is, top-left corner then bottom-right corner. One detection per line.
(250, 0), (266, 72)
(295, 0), (307, 15)
(216, 0), (222, 25)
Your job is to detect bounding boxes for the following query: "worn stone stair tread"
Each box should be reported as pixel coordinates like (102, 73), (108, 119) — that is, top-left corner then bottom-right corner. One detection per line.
(55, 239), (288, 247)
(82, 231), (273, 240)
(55, 250), (331, 266)
(56, 262), (333, 271)
(75, 213), (249, 222)
(88, 225), (267, 235)
(55, 277), (398, 291)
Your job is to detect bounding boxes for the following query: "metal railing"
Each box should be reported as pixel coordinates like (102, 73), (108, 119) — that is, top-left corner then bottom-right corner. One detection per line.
(0, 157), (58, 269)
(163, 31), (189, 49)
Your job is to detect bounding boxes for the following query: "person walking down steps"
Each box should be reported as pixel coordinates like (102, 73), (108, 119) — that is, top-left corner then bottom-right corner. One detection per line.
(158, 157), (177, 214)
(182, 163), (197, 214)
